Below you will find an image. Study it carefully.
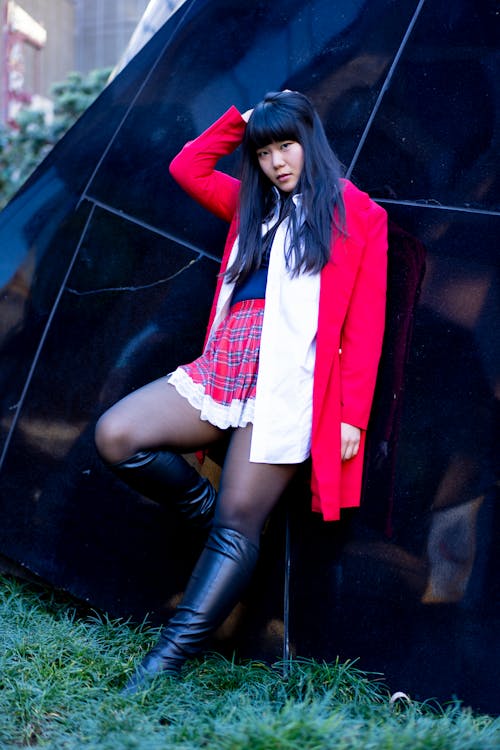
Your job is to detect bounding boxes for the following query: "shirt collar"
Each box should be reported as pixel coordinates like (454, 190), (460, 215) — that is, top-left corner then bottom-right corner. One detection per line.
(271, 186), (303, 209)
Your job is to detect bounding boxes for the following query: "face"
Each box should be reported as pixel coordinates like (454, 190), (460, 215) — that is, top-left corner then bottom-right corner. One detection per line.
(256, 140), (304, 192)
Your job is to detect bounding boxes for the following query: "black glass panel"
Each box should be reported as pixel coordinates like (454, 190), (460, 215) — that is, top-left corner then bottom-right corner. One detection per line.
(0, 206), (213, 603)
(352, 0), (500, 209)
(0, 201), (92, 457)
(87, 0), (421, 249)
(290, 206), (499, 713)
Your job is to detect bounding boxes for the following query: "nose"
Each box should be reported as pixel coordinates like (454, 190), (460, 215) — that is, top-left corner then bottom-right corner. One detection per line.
(271, 148), (285, 168)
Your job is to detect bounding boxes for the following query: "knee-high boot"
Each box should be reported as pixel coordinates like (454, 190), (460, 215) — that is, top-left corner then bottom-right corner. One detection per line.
(123, 526), (259, 693)
(110, 450), (216, 530)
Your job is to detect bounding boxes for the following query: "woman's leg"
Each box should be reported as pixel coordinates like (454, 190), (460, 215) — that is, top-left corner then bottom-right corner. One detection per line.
(214, 424), (298, 544)
(123, 424), (298, 691)
(95, 376), (223, 527)
(95, 375), (222, 463)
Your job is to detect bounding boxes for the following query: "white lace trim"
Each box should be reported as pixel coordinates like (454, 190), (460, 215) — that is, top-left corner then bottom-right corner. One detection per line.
(168, 367), (255, 429)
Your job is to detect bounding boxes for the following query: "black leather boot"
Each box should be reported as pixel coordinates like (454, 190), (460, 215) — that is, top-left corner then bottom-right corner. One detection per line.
(123, 526), (259, 693)
(110, 450), (216, 529)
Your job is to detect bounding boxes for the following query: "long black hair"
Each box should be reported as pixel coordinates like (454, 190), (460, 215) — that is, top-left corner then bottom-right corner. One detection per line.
(226, 90), (345, 284)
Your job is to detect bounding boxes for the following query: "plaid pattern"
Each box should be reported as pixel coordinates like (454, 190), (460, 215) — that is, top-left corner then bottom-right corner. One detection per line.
(168, 299), (264, 427)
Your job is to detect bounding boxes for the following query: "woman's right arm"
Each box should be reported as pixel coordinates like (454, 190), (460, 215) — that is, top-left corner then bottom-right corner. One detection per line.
(169, 106), (247, 223)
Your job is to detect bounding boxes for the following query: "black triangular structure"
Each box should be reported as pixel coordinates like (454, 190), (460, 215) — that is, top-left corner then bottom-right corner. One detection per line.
(0, 0), (498, 713)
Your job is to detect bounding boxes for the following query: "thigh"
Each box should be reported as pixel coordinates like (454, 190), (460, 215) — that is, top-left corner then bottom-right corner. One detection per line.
(97, 376), (223, 457)
(221, 425), (297, 493)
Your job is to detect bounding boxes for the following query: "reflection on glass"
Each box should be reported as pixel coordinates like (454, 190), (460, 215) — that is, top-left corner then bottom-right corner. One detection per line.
(112, 0), (188, 77)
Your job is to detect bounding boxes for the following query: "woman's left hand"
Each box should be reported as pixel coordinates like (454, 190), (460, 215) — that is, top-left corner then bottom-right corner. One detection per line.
(341, 422), (361, 461)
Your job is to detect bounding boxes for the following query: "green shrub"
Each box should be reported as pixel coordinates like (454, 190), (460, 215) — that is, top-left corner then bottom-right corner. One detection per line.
(0, 67), (111, 210)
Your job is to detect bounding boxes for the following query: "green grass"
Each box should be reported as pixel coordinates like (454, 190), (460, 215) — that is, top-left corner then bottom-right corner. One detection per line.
(0, 574), (498, 749)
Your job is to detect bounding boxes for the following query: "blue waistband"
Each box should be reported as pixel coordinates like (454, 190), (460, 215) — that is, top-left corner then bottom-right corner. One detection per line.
(230, 267), (268, 307)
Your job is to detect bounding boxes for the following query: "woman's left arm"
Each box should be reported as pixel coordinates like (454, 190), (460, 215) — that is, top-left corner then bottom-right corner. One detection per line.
(340, 199), (388, 432)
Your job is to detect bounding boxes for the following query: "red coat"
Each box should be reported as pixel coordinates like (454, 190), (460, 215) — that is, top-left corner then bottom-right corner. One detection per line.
(170, 106), (388, 521)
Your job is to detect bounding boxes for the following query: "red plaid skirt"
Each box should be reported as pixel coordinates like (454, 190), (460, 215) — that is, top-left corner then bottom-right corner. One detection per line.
(168, 298), (265, 429)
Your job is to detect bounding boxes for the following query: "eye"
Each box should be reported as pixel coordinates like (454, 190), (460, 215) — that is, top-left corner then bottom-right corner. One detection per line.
(281, 142), (293, 150)
(257, 149), (269, 159)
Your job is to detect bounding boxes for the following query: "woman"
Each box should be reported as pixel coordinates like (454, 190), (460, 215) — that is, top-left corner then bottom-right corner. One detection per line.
(95, 90), (387, 691)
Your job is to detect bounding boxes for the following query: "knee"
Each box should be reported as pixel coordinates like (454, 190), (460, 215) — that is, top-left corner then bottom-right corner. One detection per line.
(213, 493), (266, 544)
(94, 410), (138, 465)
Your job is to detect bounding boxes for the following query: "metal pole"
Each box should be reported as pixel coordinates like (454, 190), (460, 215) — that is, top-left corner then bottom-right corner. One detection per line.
(282, 507), (291, 677)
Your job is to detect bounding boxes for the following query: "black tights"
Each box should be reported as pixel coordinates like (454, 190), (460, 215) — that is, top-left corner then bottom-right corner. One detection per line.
(95, 376), (297, 546)
(213, 425), (296, 545)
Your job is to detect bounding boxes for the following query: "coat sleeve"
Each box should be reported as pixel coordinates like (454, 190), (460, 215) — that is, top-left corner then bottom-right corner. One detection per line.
(169, 106), (245, 222)
(340, 198), (388, 430)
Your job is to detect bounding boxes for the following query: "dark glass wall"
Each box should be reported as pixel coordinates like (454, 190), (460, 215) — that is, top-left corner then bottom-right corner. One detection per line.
(0, 0), (498, 713)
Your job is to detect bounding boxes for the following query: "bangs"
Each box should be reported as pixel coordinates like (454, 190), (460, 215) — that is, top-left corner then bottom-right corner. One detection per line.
(246, 106), (301, 149)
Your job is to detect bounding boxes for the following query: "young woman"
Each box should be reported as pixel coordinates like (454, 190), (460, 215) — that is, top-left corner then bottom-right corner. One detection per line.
(95, 90), (387, 691)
